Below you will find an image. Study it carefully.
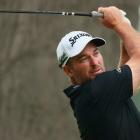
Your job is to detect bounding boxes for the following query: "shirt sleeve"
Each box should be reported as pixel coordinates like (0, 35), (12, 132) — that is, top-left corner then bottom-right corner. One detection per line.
(86, 65), (133, 111)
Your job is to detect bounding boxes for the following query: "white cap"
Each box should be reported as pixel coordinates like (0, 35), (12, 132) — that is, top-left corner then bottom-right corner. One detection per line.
(56, 31), (106, 68)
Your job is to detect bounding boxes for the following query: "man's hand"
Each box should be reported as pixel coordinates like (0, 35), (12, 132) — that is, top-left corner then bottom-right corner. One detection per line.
(98, 6), (131, 29)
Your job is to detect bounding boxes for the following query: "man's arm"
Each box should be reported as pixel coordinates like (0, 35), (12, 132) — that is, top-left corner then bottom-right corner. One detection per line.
(118, 16), (131, 67)
(98, 6), (140, 94)
(118, 41), (130, 67)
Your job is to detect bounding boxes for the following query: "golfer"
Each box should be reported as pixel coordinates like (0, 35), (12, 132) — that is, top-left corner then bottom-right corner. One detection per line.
(56, 6), (140, 140)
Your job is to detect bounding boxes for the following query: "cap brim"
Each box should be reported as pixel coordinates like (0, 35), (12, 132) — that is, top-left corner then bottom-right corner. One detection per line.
(69, 37), (106, 58)
(90, 37), (106, 47)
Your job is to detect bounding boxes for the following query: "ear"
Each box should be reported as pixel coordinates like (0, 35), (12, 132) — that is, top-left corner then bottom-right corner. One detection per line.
(63, 65), (73, 77)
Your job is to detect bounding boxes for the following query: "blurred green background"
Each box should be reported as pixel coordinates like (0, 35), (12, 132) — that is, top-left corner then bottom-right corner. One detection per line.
(0, 0), (140, 140)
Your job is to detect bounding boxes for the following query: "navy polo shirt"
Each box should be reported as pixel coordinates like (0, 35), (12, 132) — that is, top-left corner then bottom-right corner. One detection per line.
(64, 65), (140, 140)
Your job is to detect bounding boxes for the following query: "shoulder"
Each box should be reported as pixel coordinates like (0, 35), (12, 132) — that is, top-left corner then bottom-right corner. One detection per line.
(94, 65), (132, 83)
(80, 65), (132, 96)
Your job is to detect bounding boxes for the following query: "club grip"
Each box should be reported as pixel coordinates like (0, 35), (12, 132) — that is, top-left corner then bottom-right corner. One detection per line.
(91, 11), (104, 17)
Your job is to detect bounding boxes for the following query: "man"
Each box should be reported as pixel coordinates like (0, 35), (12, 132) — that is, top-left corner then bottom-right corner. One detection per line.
(56, 6), (140, 140)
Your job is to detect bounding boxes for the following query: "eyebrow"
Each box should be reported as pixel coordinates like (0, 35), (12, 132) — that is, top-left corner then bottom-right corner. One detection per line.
(77, 48), (99, 58)
(77, 54), (86, 58)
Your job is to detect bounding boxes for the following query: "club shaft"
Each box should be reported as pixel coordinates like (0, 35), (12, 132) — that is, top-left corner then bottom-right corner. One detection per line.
(0, 10), (103, 17)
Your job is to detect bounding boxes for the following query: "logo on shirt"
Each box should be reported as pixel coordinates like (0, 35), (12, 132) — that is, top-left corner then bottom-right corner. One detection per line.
(116, 67), (122, 73)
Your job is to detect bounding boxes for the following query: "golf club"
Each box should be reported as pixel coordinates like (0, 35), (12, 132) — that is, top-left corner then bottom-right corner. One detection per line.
(0, 10), (104, 17)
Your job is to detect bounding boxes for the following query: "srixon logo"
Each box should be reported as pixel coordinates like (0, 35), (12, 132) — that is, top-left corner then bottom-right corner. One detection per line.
(69, 33), (91, 47)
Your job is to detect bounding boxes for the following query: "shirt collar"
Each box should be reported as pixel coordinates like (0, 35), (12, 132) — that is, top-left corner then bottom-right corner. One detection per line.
(64, 85), (80, 98)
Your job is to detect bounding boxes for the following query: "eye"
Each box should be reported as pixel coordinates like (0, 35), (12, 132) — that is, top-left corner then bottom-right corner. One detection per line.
(94, 49), (99, 56)
(79, 56), (88, 61)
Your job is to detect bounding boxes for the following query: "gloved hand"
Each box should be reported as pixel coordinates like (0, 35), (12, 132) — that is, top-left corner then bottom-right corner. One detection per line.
(119, 10), (131, 25)
(96, 6), (131, 28)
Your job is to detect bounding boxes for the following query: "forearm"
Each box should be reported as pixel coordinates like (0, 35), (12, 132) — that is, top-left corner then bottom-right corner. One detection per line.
(98, 6), (140, 58)
(114, 22), (140, 58)
(118, 41), (130, 67)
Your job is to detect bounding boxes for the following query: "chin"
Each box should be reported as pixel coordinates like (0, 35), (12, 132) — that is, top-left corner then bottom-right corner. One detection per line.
(89, 75), (96, 79)
(90, 71), (103, 79)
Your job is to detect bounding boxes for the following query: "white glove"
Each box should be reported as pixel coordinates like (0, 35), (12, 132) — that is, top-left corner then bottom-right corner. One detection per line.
(123, 16), (131, 25)
(91, 9), (131, 25)
(120, 10), (131, 25)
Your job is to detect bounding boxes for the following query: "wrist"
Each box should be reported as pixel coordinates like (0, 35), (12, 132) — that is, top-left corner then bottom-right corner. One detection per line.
(113, 21), (134, 39)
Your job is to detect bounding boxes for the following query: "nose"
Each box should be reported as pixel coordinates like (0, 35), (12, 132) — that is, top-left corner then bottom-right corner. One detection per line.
(89, 55), (99, 66)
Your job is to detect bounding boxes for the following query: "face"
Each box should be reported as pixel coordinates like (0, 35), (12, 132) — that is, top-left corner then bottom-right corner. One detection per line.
(63, 43), (105, 85)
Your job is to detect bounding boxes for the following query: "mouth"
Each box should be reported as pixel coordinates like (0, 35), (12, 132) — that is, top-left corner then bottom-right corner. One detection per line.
(90, 68), (103, 76)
